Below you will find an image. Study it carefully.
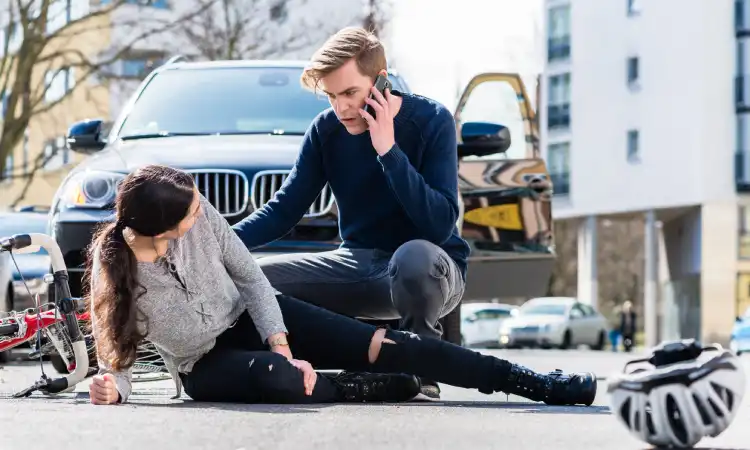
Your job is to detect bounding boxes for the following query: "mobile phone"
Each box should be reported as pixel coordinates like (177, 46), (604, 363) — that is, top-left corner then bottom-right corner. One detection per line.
(364, 74), (391, 119)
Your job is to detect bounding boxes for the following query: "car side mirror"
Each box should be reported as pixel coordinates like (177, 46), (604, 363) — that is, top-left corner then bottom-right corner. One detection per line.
(66, 119), (107, 154)
(457, 122), (511, 158)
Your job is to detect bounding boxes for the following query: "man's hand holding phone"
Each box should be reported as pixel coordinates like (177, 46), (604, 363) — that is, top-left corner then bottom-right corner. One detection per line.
(360, 84), (396, 156)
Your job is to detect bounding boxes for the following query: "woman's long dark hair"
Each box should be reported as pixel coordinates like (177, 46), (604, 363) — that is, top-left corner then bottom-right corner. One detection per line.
(84, 164), (195, 371)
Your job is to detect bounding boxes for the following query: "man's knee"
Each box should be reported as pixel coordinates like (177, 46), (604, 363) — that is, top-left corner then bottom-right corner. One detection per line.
(390, 239), (446, 282)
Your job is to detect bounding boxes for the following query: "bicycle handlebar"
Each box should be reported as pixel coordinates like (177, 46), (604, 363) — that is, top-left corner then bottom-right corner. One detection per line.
(1, 233), (90, 394)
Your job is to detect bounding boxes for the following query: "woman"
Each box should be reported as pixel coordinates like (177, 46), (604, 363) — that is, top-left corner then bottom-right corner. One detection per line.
(86, 165), (597, 406)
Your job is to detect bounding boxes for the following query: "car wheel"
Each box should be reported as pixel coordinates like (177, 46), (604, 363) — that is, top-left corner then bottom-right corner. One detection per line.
(592, 330), (605, 350)
(560, 330), (572, 350)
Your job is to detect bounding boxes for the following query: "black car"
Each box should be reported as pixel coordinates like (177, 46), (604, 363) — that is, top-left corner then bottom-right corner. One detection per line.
(54, 59), (555, 344)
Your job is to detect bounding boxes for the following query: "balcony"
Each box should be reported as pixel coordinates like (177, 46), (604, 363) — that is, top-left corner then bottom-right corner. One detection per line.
(547, 36), (570, 62)
(550, 172), (570, 196)
(736, 151), (750, 192)
(547, 104), (570, 130)
(737, 0), (750, 36)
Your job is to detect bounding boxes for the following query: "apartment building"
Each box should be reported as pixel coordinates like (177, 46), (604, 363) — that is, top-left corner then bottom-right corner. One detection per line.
(540, 0), (742, 347)
(0, 0), (361, 209)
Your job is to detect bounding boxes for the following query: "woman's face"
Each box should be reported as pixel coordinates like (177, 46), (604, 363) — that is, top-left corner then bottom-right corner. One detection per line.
(157, 187), (203, 240)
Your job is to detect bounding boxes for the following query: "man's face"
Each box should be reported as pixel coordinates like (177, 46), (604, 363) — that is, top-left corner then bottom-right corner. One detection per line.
(318, 59), (380, 135)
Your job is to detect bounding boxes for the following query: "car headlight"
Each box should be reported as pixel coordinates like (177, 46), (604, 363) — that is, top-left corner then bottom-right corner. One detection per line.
(60, 170), (126, 208)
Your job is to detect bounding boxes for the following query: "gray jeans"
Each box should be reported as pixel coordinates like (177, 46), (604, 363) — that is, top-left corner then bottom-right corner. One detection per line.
(256, 239), (465, 340)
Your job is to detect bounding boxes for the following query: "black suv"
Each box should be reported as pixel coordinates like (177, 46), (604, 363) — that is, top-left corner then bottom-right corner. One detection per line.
(53, 59), (555, 344)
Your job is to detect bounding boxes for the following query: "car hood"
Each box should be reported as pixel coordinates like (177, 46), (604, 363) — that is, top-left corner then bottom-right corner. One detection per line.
(502, 315), (566, 328)
(75, 134), (306, 173)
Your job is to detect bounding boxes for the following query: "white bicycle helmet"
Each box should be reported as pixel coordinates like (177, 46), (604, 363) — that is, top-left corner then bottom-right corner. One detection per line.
(607, 339), (746, 448)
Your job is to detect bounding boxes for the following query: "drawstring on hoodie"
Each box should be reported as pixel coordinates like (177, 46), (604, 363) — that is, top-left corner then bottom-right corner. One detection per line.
(158, 239), (211, 323)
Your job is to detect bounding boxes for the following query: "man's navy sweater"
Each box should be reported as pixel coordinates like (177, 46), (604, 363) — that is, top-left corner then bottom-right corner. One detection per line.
(233, 90), (471, 279)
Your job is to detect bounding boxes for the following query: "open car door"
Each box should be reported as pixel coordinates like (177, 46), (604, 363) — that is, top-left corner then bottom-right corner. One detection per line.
(453, 73), (555, 301)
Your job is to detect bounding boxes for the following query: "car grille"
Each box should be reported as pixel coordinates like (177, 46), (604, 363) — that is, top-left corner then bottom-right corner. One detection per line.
(187, 170), (249, 217)
(251, 170), (334, 217)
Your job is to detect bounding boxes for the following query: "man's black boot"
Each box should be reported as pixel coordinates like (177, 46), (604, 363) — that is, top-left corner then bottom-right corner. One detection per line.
(416, 378), (441, 400)
(502, 365), (598, 406)
(330, 371), (421, 403)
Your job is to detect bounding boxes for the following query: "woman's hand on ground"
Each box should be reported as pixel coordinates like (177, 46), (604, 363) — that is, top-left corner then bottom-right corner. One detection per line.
(289, 359), (317, 396)
(89, 374), (119, 405)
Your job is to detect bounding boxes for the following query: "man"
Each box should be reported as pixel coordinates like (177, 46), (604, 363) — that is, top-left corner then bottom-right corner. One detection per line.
(232, 27), (470, 400)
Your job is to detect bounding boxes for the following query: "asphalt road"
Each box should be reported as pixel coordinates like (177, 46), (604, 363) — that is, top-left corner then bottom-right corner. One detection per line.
(1, 348), (749, 450)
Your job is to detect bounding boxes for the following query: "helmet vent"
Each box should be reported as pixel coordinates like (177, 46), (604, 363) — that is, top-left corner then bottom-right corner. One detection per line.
(710, 381), (734, 412)
(666, 394), (689, 446)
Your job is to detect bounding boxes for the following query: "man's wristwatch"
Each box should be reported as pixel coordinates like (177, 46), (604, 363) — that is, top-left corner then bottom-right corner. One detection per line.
(268, 335), (289, 347)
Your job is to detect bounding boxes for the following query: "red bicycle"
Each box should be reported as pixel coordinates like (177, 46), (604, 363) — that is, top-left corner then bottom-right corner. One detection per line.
(0, 232), (92, 397)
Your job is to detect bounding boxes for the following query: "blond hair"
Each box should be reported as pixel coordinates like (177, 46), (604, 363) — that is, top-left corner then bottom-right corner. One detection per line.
(301, 27), (387, 93)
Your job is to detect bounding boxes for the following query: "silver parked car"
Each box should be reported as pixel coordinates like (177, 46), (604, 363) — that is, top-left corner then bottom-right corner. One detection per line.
(498, 297), (608, 350)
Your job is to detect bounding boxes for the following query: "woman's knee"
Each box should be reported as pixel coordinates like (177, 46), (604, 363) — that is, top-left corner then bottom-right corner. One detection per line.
(368, 328), (397, 364)
(187, 351), (302, 403)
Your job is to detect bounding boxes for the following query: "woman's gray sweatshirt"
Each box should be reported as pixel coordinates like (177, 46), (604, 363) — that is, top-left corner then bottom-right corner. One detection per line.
(90, 194), (288, 403)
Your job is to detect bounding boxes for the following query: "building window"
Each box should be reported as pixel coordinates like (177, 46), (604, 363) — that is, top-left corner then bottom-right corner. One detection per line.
(627, 56), (640, 87)
(627, 0), (642, 16)
(739, 206), (750, 259)
(548, 142), (570, 196)
(121, 57), (162, 79)
(627, 129), (640, 163)
(42, 136), (70, 172)
(547, 73), (571, 130)
(547, 5), (570, 62)
(1, 152), (13, 182)
(738, 0), (750, 33)
(44, 67), (75, 103)
(46, 0), (90, 34)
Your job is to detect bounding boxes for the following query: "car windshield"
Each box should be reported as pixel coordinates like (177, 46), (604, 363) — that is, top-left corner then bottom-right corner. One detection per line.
(519, 303), (568, 316)
(117, 66), (408, 139)
(0, 214), (49, 255)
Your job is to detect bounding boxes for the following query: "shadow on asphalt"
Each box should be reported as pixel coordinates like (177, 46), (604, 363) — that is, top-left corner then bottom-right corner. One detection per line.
(56, 394), (612, 415)
(402, 401), (611, 414)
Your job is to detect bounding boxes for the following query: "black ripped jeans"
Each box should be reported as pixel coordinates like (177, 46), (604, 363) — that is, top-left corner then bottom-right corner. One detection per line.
(180, 294), (513, 404)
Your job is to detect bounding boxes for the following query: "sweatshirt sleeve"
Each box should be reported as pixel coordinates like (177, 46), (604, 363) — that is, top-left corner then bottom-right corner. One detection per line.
(377, 107), (460, 244)
(200, 195), (288, 341)
(232, 120), (328, 250)
(89, 245), (133, 404)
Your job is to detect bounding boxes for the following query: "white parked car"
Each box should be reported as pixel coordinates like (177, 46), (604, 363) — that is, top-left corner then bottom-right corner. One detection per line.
(498, 297), (608, 350)
(461, 302), (517, 348)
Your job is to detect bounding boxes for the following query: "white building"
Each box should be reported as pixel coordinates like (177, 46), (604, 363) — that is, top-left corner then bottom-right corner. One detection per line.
(540, 0), (744, 346)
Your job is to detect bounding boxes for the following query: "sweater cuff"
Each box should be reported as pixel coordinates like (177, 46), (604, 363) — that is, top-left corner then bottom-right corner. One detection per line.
(377, 143), (408, 171)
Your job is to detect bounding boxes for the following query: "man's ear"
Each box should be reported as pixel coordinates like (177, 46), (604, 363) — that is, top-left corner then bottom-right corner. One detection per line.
(378, 69), (387, 77)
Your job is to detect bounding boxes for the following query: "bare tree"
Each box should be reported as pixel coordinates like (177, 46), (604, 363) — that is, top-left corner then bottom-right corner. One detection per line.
(0, 0), (213, 202)
(172, 0), (348, 61)
(362, 0), (393, 38)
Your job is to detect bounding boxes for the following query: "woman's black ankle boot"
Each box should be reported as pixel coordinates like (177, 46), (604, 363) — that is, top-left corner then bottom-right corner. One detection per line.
(501, 365), (598, 406)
